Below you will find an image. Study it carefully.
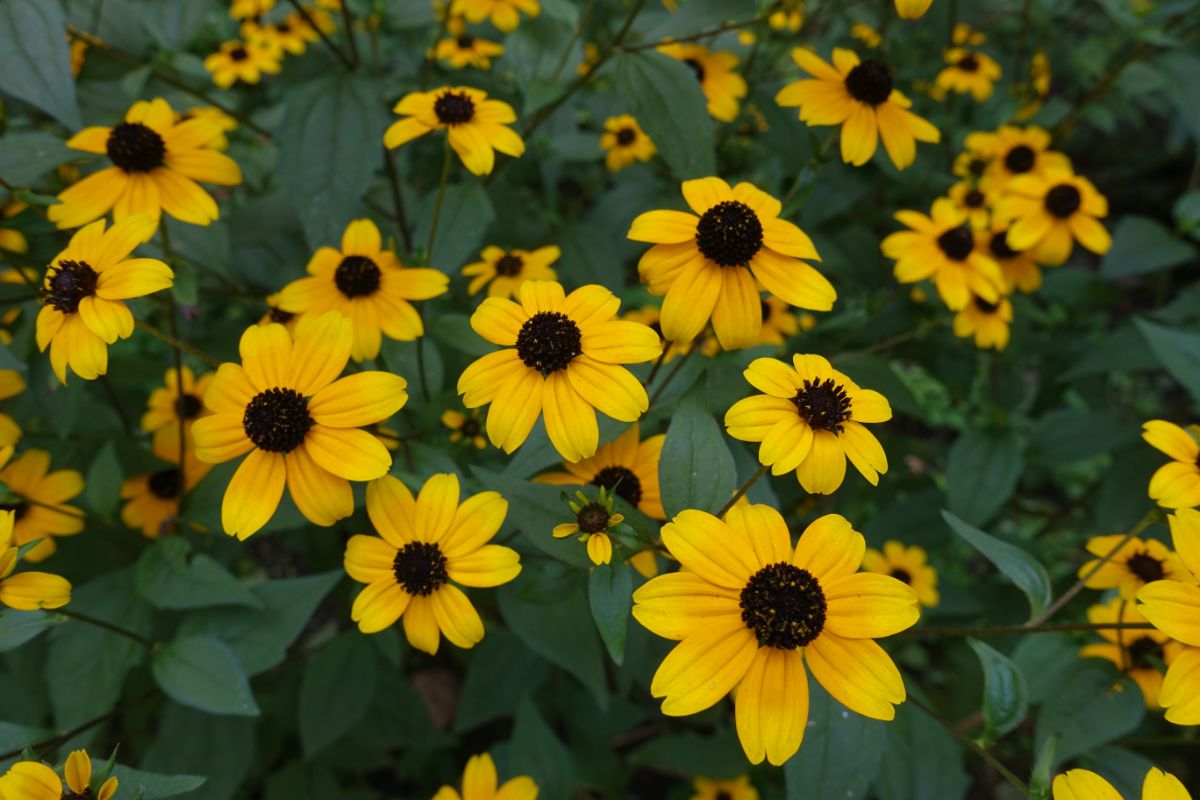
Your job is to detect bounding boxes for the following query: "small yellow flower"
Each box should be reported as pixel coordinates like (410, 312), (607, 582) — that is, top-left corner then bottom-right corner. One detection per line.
(553, 487), (625, 566)
(431, 753), (538, 800)
(536, 423), (666, 519)
(1143, 421), (1200, 509)
(953, 293), (1012, 351)
(384, 86), (524, 176)
(1053, 766), (1191, 800)
(442, 408), (487, 449)
(434, 30), (504, 69)
(863, 541), (939, 607)
(0, 749), (117, 800)
(691, 774), (758, 800)
(141, 366), (213, 462)
(946, 180), (992, 230)
(462, 244), (559, 298)
(204, 39), (282, 89)
(241, 13), (319, 56)
(986, 228), (1042, 293)
(769, 2), (804, 32)
(1080, 597), (1182, 709)
(449, 0), (539, 32)
(1080, 532), (1193, 599)
(850, 22), (880, 48)
(995, 167), (1111, 266)
(120, 449), (212, 539)
(0, 449), (85, 563)
(658, 44), (747, 123)
(600, 115), (657, 172)
(963, 125), (1070, 186)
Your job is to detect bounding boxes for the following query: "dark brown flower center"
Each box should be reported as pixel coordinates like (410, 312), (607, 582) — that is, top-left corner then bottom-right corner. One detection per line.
(936, 225), (975, 261)
(268, 306), (295, 324)
(176, 393), (203, 419)
(334, 255), (381, 298)
(393, 541), (449, 596)
(844, 59), (894, 105)
(106, 122), (166, 172)
(494, 253), (524, 277)
(989, 230), (1019, 260)
(715, 793), (733, 800)
(740, 563), (826, 649)
(683, 58), (705, 82)
(1045, 184), (1081, 219)
(696, 201), (763, 266)
(1003, 145), (1035, 174)
(457, 35), (474, 48)
(275, 21), (291, 32)
(1126, 636), (1161, 670)
(974, 296), (999, 314)
(890, 568), (912, 584)
(148, 467), (182, 499)
(1126, 553), (1165, 583)
(792, 378), (852, 433)
(592, 465), (642, 507)
(515, 311), (582, 373)
(459, 417), (481, 437)
(616, 127), (636, 146)
(968, 158), (987, 176)
(957, 54), (980, 72)
(242, 388), (313, 453)
(230, 46), (249, 62)
(44, 259), (98, 314)
(964, 189), (985, 208)
(577, 502), (611, 534)
(434, 91), (475, 125)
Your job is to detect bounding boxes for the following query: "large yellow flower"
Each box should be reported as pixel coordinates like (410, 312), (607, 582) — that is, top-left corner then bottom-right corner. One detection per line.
(628, 177), (833, 349)
(935, 48), (1002, 101)
(633, 506), (919, 765)
(449, 0), (539, 32)
(1080, 597), (1182, 709)
(1079, 533), (1193, 599)
(141, 366), (213, 462)
(120, 449), (212, 539)
(862, 540), (939, 607)
(600, 114), (657, 172)
(0, 450), (85, 562)
(726, 355), (890, 494)
(432, 752), (538, 800)
(658, 44), (747, 123)
(462, 243), (559, 299)
(344, 473), (520, 654)
(995, 167), (1111, 266)
(0, 750), (117, 800)
(953, 294), (1012, 351)
(191, 312), (408, 539)
(1053, 767), (1191, 800)
(49, 99), (242, 229)
(204, 40), (282, 89)
(0, 510), (71, 611)
(776, 48), (940, 169)
(535, 423), (666, 519)
(36, 216), (173, 383)
(277, 219), (448, 361)
(457, 280), (660, 462)
(1144, 420), (1200, 509)
(384, 86), (524, 176)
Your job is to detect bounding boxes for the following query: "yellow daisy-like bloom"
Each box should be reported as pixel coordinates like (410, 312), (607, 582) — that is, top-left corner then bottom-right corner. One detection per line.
(277, 219), (448, 362)
(725, 355), (891, 494)
(628, 177), (833, 349)
(634, 506), (919, 765)
(994, 167), (1111, 266)
(344, 473), (520, 653)
(963, 125), (1071, 187)
(449, 0), (538, 32)
(37, 216), (173, 384)
(947, 180), (992, 230)
(1016, 49), (1052, 121)
(658, 44), (748, 123)
(204, 39), (282, 89)
(0, 450), (85, 563)
(953, 149), (990, 180)
(691, 775), (758, 800)
(850, 22), (881, 48)
(120, 449), (212, 539)
(180, 106), (238, 150)
(894, 0), (932, 18)
(953, 294), (1012, 351)
(0, 369), (25, 447)
(936, 49), (1001, 101)
(1080, 533), (1193, 600)
(384, 86), (524, 176)
(230, 0), (274, 18)
(769, 3), (804, 33)
(951, 22), (986, 46)
(457, 280), (660, 462)
(434, 31), (504, 69)
(862, 540), (939, 607)
(0, 510), (71, 611)
(1144, 420), (1200, 509)
(553, 487), (625, 566)
(536, 423), (666, 519)
(432, 752), (538, 800)
(881, 199), (1003, 311)
(241, 12), (317, 56)
(0, 750), (118, 800)
(260, 292), (300, 332)
(0, 199), (28, 255)
(191, 312), (408, 539)
(141, 366), (213, 462)
(50, 98), (242, 229)
(600, 114), (657, 172)
(442, 408), (487, 449)
(776, 48), (940, 170)
(758, 296), (800, 345)
(986, 227), (1042, 293)
(1080, 597), (1182, 709)
(1053, 767), (1192, 800)
(462, 244), (559, 299)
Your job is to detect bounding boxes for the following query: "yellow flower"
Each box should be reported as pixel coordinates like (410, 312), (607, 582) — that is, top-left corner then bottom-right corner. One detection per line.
(962, 125), (1070, 186)
(536, 423), (666, 519)
(230, 0), (275, 18)
(241, 12), (318, 56)
(204, 40), (282, 89)
(442, 408), (487, 448)
(953, 149), (990, 180)
(384, 86), (524, 176)
(995, 167), (1112, 266)
(1053, 767), (1192, 800)
(577, 42), (599, 75)
(691, 775), (758, 800)
(179, 106), (238, 150)
(0, 510), (71, 610)
(0, 369), (25, 448)
(191, 312), (408, 539)
(658, 44), (747, 123)
(725, 354), (891, 494)
(600, 114), (657, 172)
(863, 541), (939, 607)
(947, 180), (992, 230)
(986, 227), (1042, 293)
(881, 199), (1003, 310)
(449, 0), (538, 31)
(434, 32), (504, 69)
(1080, 597), (1182, 709)
(776, 48), (940, 169)
(0, 199), (28, 255)
(344, 474), (520, 653)
(850, 22), (880, 48)
(553, 487), (625, 566)
(769, 2), (804, 32)
(0, 450), (85, 562)
(633, 506), (918, 765)
(457, 280), (660, 462)
(1080, 532), (1193, 599)
(1144, 420), (1200, 509)
(628, 549), (659, 579)
(758, 296), (800, 345)
(952, 22), (986, 46)
(277, 219), (448, 361)
(1016, 50), (1052, 121)
(120, 448), (212, 539)
(431, 752), (538, 800)
(0, 750), (117, 800)
(953, 293), (1012, 351)
(141, 366), (214, 462)
(894, 0), (932, 18)
(36, 216), (174, 383)
(260, 292), (300, 332)
(628, 177), (833, 349)
(462, 244), (559, 298)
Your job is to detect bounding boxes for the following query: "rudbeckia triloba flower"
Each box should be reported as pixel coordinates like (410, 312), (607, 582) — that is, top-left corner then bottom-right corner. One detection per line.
(894, 0), (931, 18)
(191, 312), (408, 539)
(0, 510), (71, 610)
(1143, 420), (1200, 508)
(344, 473), (521, 653)
(850, 22), (881, 48)
(862, 540), (939, 607)
(431, 752), (538, 800)
(633, 506), (919, 765)
(725, 355), (891, 494)
(1016, 50), (1052, 121)
(994, 168), (1111, 265)
(1053, 766), (1192, 800)
(691, 775), (758, 800)
(457, 280), (660, 462)
(462, 244), (559, 298)
(277, 219), (449, 361)
(769, 2), (804, 33)
(953, 294), (1012, 351)
(141, 366), (213, 461)
(963, 125), (1070, 186)
(776, 48), (940, 170)
(1081, 597), (1181, 709)
(537, 423), (666, 519)
(230, 0), (274, 18)
(1138, 510), (1200, 723)
(241, 13), (317, 56)
(120, 449), (212, 539)
(204, 40), (282, 89)
(757, 296), (801, 345)
(554, 486), (624, 566)
(36, 216), (174, 383)
(385, 86), (524, 175)
(880, 199), (1003, 310)
(434, 30), (505, 69)
(0, 750), (118, 800)
(987, 228), (1042, 293)
(1080, 532), (1192, 599)
(442, 408), (487, 448)
(947, 180), (992, 230)
(628, 177), (833, 349)
(936, 48), (1002, 101)
(600, 115), (657, 172)
(0, 449), (85, 562)
(449, 0), (539, 32)
(0, 369), (25, 447)
(50, 99), (243, 229)
(658, 44), (748, 123)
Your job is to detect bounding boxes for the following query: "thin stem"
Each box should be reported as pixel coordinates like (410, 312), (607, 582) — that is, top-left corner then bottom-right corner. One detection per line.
(56, 607), (156, 650)
(339, 0), (360, 68)
(647, 345), (695, 406)
(418, 13), (451, 89)
(415, 310), (431, 402)
(0, 688), (158, 761)
(549, 0), (597, 82)
(135, 318), (221, 366)
(382, 146), (414, 255)
(716, 464), (770, 518)
(161, 222), (187, 516)
(424, 140), (453, 263)
(907, 695), (1030, 797)
(287, 0), (355, 70)
(98, 376), (135, 437)
(642, 345), (670, 388)
(902, 621), (1157, 638)
(619, 2), (782, 51)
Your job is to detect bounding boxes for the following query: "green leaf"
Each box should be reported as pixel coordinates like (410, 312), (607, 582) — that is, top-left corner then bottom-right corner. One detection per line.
(1100, 215), (1197, 279)
(108, 766), (206, 800)
(84, 442), (123, 518)
(967, 638), (1029, 740)
(1035, 664), (1144, 766)
(1135, 317), (1200, 403)
(0, 132), (73, 187)
(1031, 409), (1139, 463)
(0, 0), (81, 128)
(659, 381), (736, 517)
(588, 561), (632, 665)
(136, 538), (260, 611)
(0, 609), (60, 651)
(615, 52), (716, 178)
(143, 702), (256, 800)
(945, 429), (1022, 526)
(630, 729), (747, 780)
(784, 680), (886, 799)
(454, 630), (551, 732)
(0, 721), (50, 755)
(1175, 189), (1200, 240)
(299, 633), (379, 757)
(415, 183), (496, 272)
(509, 699), (572, 800)
(944, 511), (1052, 620)
(875, 702), (971, 800)
(1013, 633), (1078, 705)
(152, 635), (260, 717)
(473, 467), (590, 566)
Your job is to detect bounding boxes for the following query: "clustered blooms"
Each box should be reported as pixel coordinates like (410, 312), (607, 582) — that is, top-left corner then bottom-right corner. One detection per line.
(206, 0), (333, 87)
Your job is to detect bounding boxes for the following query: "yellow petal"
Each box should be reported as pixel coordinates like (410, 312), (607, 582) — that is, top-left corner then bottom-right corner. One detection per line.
(805, 632), (905, 720)
(309, 371), (408, 427)
(221, 449), (286, 539)
(735, 647), (808, 766)
(650, 619), (758, 715)
(304, 426), (392, 481)
(821, 572), (919, 638)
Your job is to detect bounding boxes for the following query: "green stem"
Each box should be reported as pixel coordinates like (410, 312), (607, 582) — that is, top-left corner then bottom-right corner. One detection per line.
(382, 146), (414, 255)
(56, 607), (156, 650)
(907, 695), (1030, 797)
(135, 318), (221, 366)
(618, 2), (782, 52)
(339, 0), (360, 68)
(716, 464), (770, 517)
(548, 0), (597, 83)
(902, 621), (1157, 638)
(97, 375), (135, 437)
(424, 140), (453, 264)
(160, 222), (188, 517)
(642, 345), (670, 388)
(647, 344), (695, 407)
(287, 0), (355, 70)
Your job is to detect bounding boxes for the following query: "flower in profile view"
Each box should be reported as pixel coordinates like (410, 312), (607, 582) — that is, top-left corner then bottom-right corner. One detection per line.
(385, 86), (524, 175)
(449, 0), (539, 32)
(536, 423), (666, 520)
(1080, 597), (1181, 709)
(204, 40), (282, 88)
(0, 749), (117, 800)
(994, 168), (1111, 266)
(691, 775), (758, 800)
(0, 449), (85, 562)
(431, 753), (538, 800)
(553, 486), (625, 566)
(141, 366), (213, 461)
(894, 0), (932, 18)
(1143, 420), (1200, 509)
(0, 510), (71, 610)
(863, 540), (939, 607)
(1080, 532), (1193, 599)
(936, 48), (1002, 101)
(953, 294), (1012, 351)
(462, 244), (559, 298)
(658, 44), (748, 123)
(1053, 766), (1191, 800)
(600, 115), (657, 172)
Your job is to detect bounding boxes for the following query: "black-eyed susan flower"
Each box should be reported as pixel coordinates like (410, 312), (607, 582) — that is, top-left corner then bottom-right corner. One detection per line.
(1144, 420), (1200, 509)
(776, 48), (940, 169)
(277, 219), (448, 361)
(385, 86), (524, 175)
(120, 449), (212, 539)
(36, 216), (173, 383)
(49, 99), (242, 229)
(191, 312), (408, 539)
(894, 0), (931, 18)
(757, 296), (801, 346)
(881, 199), (1003, 310)
(0, 369), (25, 447)
(1080, 533), (1192, 599)
(141, 366), (213, 462)
(850, 22), (881, 48)
(344, 473), (520, 653)
(658, 44), (747, 123)
(0, 510), (71, 610)
(0, 200), (28, 255)
(230, 0), (274, 18)
(180, 106), (238, 150)
(431, 752), (537, 800)
(633, 506), (919, 765)
(434, 29), (504, 69)
(554, 487), (625, 566)
(995, 167), (1111, 266)
(449, 0), (538, 32)
(628, 177), (832, 349)
(462, 244), (559, 299)
(0, 449), (85, 562)
(260, 292), (300, 332)
(862, 540), (939, 607)
(0, 749), (117, 800)
(936, 48), (1001, 101)
(442, 407), (487, 449)
(600, 115), (657, 172)
(204, 40), (281, 89)
(953, 294), (1012, 351)
(241, 12), (317, 56)
(725, 355), (891, 494)
(536, 423), (666, 519)
(1053, 767), (1191, 800)
(769, 2), (804, 32)
(963, 125), (1070, 186)
(1081, 597), (1181, 709)
(987, 228), (1042, 293)
(691, 775), (758, 800)
(947, 180), (992, 230)
(457, 280), (660, 462)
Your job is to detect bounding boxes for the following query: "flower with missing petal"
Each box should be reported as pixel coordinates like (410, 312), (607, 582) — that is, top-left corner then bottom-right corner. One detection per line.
(384, 86), (524, 175)
(1143, 420), (1200, 509)
(1053, 767), (1191, 800)
(462, 244), (559, 299)
(431, 752), (538, 800)
(141, 366), (213, 462)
